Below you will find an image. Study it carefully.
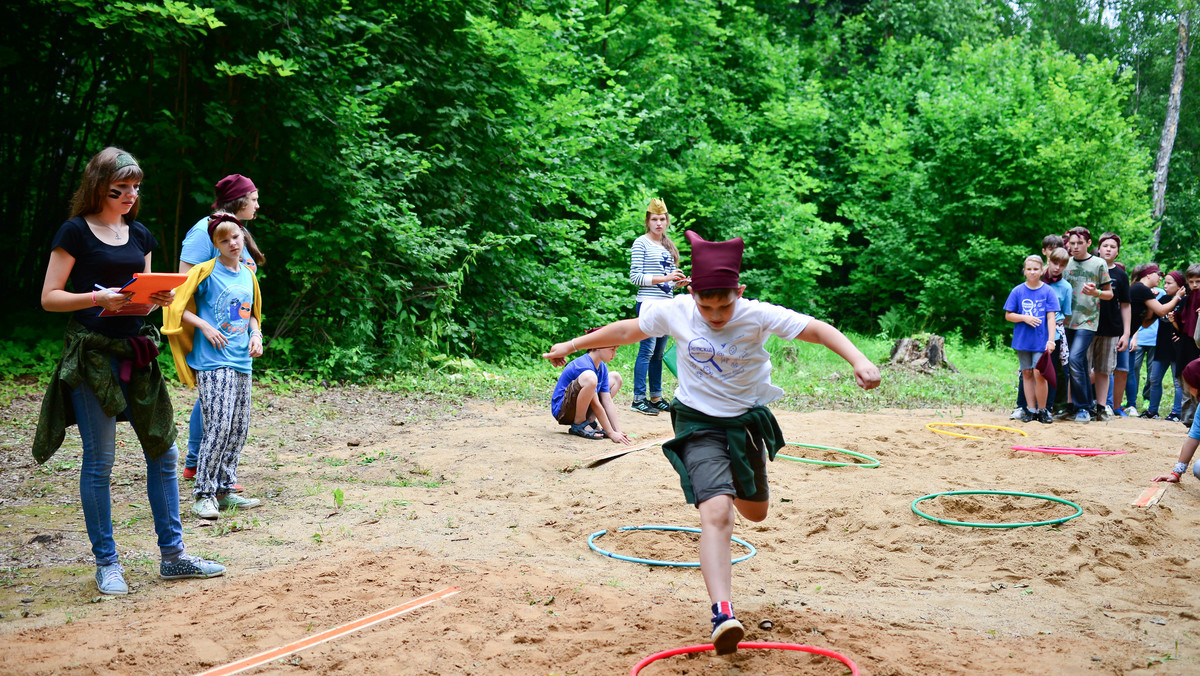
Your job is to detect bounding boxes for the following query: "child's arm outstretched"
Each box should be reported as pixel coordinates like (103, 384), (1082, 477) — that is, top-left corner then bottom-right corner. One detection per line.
(543, 319), (648, 367)
(795, 320), (881, 390)
(1153, 438), (1198, 482)
(594, 391), (632, 445)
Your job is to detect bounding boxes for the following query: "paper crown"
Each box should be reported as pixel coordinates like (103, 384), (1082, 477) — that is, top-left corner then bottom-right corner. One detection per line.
(685, 230), (743, 291)
(647, 198), (668, 215)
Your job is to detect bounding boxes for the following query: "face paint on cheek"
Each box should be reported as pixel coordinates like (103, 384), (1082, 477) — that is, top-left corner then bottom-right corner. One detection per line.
(108, 188), (121, 200)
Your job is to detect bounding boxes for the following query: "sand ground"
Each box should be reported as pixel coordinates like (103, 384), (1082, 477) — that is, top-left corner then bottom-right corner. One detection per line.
(1, 384), (1198, 675)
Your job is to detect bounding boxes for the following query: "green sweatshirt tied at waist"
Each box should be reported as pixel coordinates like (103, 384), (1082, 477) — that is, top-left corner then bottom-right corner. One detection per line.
(33, 319), (177, 464)
(662, 401), (785, 504)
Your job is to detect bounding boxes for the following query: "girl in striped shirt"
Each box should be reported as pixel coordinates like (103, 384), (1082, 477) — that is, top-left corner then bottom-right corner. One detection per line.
(629, 198), (687, 415)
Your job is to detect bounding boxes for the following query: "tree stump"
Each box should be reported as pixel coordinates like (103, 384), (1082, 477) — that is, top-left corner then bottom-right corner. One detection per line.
(889, 334), (958, 373)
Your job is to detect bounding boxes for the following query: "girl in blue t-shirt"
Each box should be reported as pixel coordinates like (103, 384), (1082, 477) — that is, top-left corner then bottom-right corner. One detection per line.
(1003, 255), (1060, 423)
(179, 216), (265, 519)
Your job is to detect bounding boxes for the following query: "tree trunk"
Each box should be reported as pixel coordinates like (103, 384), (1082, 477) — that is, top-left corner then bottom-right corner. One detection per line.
(1152, 14), (1192, 249)
(888, 334), (957, 373)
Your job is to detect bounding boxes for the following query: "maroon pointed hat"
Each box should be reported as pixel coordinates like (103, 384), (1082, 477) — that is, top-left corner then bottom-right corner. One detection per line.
(685, 230), (744, 291)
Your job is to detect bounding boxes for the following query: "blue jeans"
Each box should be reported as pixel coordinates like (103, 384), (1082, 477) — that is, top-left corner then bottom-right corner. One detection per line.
(1066, 328), (1096, 411)
(70, 359), (185, 566)
(1106, 343), (1132, 407)
(633, 301), (667, 400)
(1146, 359), (1183, 416)
(1127, 345), (1154, 409)
(185, 397), (203, 469)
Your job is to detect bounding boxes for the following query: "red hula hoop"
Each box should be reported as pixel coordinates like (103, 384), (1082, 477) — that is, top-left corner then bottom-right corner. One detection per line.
(1011, 445), (1127, 456)
(630, 642), (859, 675)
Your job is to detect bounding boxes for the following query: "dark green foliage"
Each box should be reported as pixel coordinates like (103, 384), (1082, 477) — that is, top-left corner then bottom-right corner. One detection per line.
(0, 0), (1186, 379)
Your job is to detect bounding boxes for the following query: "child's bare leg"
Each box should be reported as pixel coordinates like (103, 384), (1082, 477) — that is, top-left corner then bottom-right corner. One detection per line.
(608, 372), (623, 396)
(733, 498), (768, 522)
(1094, 371), (1111, 408)
(1032, 370), (1048, 410)
(572, 371), (599, 424)
(697, 495), (736, 604)
(1021, 369), (1038, 410)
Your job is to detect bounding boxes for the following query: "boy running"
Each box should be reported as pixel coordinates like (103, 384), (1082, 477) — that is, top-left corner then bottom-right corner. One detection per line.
(543, 231), (880, 654)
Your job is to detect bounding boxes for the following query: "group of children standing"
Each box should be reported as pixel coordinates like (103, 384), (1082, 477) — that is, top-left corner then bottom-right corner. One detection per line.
(1005, 228), (1200, 427)
(34, 147), (267, 596)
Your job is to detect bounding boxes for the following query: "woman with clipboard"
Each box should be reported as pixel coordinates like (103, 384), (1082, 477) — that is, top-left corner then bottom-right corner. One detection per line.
(34, 147), (226, 596)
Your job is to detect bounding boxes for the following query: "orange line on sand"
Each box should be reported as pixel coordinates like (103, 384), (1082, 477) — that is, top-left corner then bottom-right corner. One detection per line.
(195, 586), (461, 676)
(1131, 485), (1167, 507)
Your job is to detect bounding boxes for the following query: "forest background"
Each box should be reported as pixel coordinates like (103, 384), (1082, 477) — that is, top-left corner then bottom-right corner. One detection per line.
(2, 0), (1198, 381)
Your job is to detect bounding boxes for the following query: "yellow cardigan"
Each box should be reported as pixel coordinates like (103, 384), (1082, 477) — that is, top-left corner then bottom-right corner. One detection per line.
(162, 258), (263, 389)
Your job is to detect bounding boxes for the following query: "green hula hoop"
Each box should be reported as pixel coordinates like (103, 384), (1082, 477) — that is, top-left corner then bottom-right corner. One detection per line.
(587, 525), (757, 567)
(776, 442), (880, 468)
(911, 490), (1082, 528)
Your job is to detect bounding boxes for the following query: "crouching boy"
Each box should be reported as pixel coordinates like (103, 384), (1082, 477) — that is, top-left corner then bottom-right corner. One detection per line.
(543, 231), (880, 654)
(550, 331), (632, 444)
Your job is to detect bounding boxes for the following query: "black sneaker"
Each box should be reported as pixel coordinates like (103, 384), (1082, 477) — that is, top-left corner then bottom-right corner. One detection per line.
(711, 613), (744, 655)
(1054, 408), (1076, 421)
(1037, 409), (1053, 424)
(1094, 407), (1110, 422)
(1020, 408), (1036, 423)
(1139, 411), (1160, 420)
(650, 398), (671, 412)
(1165, 413), (1181, 423)
(630, 400), (659, 416)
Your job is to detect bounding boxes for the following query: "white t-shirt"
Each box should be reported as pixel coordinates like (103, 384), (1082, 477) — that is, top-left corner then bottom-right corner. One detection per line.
(639, 295), (812, 417)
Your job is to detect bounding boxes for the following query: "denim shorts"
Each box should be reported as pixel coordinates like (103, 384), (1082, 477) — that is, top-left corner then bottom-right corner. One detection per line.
(680, 428), (769, 505)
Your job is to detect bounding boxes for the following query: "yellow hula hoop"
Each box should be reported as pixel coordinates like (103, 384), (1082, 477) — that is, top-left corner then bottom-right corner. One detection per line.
(925, 423), (1029, 440)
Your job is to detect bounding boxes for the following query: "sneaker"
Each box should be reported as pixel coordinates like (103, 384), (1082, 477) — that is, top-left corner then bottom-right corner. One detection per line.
(1113, 406), (1128, 417)
(1019, 408), (1036, 423)
(160, 553), (226, 580)
(1165, 413), (1182, 423)
(1125, 406), (1138, 417)
(218, 494), (261, 510)
(191, 497), (219, 520)
(1094, 408), (1110, 422)
(1054, 408), (1076, 421)
(1074, 409), (1092, 424)
(650, 398), (671, 412)
(1009, 407), (1024, 420)
(1037, 409), (1053, 424)
(1139, 411), (1160, 420)
(711, 614), (744, 655)
(182, 466), (196, 480)
(630, 400), (659, 416)
(95, 563), (128, 595)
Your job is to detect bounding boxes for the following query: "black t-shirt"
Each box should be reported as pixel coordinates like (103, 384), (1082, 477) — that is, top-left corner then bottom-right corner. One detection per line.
(1096, 265), (1130, 337)
(1155, 312), (1179, 362)
(1129, 282), (1156, 331)
(49, 216), (158, 339)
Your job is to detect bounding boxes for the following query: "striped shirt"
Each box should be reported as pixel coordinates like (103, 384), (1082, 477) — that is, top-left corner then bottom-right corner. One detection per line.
(630, 234), (678, 303)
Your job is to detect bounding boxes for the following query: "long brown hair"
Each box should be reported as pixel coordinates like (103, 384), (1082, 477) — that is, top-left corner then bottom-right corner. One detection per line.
(69, 147), (144, 222)
(213, 194), (265, 266)
(644, 212), (680, 263)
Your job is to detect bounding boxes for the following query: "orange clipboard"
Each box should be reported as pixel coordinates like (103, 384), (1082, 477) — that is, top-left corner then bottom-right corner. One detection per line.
(97, 272), (189, 317)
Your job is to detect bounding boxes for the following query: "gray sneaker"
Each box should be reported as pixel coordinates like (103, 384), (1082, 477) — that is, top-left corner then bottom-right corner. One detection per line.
(192, 497), (219, 519)
(218, 494), (261, 510)
(160, 553), (226, 580)
(95, 563), (128, 595)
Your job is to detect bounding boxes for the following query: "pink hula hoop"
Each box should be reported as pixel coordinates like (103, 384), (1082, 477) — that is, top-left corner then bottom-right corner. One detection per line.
(630, 642), (859, 675)
(1011, 445), (1127, 456)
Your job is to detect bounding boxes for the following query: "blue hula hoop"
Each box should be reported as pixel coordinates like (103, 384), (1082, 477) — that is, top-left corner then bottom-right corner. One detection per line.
(587, 525), (757, 567)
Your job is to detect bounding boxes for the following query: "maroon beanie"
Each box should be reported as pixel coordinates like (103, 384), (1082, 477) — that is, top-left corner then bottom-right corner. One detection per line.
(212, 174), (257, 209)
(685, 230), (744, 291)
(1183, 359), (1200, 392)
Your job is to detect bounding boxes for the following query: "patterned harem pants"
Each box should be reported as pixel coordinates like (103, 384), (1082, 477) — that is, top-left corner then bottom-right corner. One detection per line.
(194, 367), (252, 499)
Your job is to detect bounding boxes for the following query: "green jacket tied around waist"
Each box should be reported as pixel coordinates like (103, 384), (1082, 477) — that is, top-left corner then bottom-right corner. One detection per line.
(32, 320), (177, 464)
(662, 401), (785, 504)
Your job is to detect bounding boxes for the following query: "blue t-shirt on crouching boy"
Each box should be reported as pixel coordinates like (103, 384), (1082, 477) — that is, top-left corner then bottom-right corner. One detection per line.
(185, 262), (257, 375)
(550, 354), (609, 419)
(1004, 282), (1060, 352)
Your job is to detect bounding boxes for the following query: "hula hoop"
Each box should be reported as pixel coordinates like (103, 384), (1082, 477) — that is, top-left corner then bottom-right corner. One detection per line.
(776, 442), (880, 468)
(925, 422), (1029, 440)
(1011, 445), (1128, 456)
(630, 642), (859, 676)
(587, 525), (756, 568)
(911, 490), (1082, 528)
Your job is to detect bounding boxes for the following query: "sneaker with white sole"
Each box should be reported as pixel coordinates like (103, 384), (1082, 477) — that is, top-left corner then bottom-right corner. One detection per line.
(218, 494), (261, 510)
(631, 400), (659, 416)
(160, 553), (226, 580)
(192, 497), (219, 520)
(1074, 409), (1092, 424)
(1008, 407), (1023, 420)
(1125, 406), (1138, 417)
(95, 563), (128, 595)
(711, 614), (744, 655)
